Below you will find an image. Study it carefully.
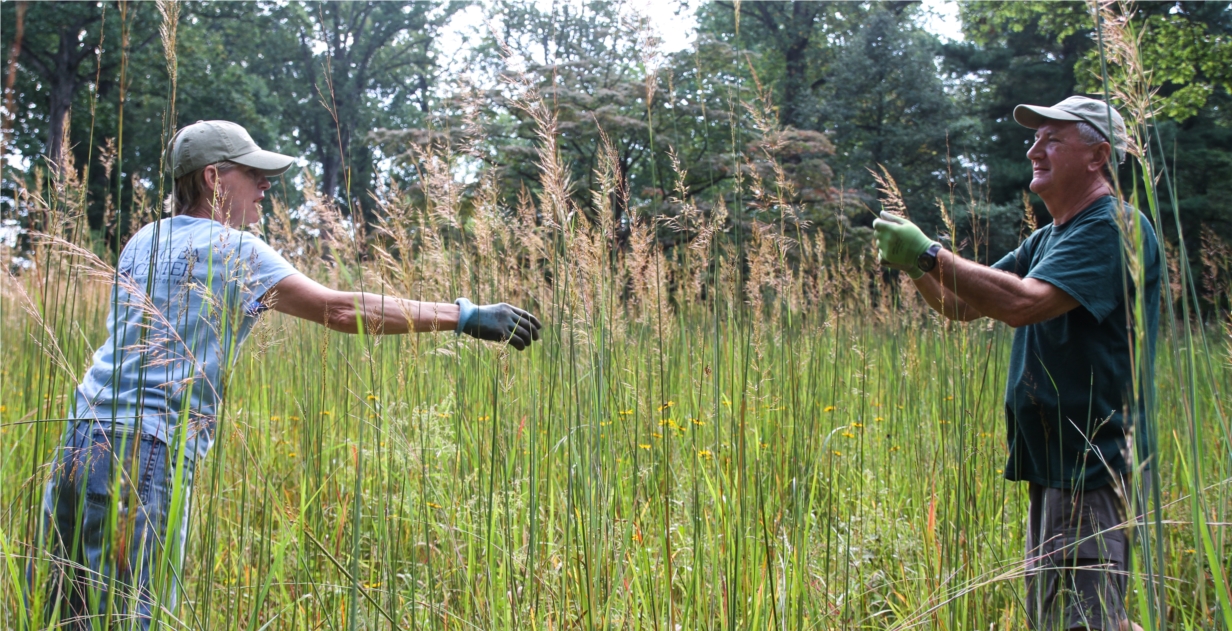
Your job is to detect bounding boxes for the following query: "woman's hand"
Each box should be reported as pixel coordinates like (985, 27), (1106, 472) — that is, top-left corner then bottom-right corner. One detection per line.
(455, 298), (542, 351)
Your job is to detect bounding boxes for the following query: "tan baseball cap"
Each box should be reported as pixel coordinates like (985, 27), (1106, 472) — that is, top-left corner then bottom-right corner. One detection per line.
(1013, 96), (1129, 159)
(168, 120), (296, 179)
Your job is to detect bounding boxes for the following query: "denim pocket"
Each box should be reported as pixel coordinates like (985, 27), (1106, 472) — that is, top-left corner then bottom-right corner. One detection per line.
(56, 423), (166, 511)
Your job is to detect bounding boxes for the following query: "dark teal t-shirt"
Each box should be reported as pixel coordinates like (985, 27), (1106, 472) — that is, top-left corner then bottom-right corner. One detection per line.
(991, 196), (1159, 490)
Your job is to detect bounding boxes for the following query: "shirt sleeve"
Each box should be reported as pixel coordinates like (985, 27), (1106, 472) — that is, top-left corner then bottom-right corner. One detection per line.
(992, 229), (1040, 276)
(232, 230), (301, 307)
(992, 248), (1023, 275)
(1024, 216), (1123, 323)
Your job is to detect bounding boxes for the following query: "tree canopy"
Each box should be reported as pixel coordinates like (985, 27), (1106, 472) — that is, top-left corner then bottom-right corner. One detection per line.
(2, 0), (1229, 278)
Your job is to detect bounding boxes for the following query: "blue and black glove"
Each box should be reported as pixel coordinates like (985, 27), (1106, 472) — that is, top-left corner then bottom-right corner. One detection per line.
(455, 298), (543, 351)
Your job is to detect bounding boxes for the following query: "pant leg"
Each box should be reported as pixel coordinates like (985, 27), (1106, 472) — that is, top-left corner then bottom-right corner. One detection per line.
(39, 421), (194, 631)
(1025, 482), (1057, 630)
(1024, 480), (1131, 631)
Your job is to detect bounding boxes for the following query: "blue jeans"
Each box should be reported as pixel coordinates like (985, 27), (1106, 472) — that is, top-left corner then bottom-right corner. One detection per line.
(37, 421), (195, 630)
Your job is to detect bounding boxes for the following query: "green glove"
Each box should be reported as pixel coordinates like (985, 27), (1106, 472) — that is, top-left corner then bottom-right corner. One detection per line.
(872, 211), (936, 279)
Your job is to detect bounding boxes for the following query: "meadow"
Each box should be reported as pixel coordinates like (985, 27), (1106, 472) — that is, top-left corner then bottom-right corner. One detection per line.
(3, 128), (1231, 629)
(3, 2), (1232, 629)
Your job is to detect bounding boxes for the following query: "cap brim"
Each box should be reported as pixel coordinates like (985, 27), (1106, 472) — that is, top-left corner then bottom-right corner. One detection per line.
(232, 149), (296, 177)
(1013, 104), (1083, 129)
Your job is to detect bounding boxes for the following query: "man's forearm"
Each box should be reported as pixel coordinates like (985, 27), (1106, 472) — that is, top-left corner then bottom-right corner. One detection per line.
(912, 271), (984, 321)
(928, 250), (1077, 327)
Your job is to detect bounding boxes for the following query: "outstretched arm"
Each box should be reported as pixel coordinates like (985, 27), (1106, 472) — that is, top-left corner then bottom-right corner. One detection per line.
(265, 273), (459, 334)
(263, 274), (542, 350)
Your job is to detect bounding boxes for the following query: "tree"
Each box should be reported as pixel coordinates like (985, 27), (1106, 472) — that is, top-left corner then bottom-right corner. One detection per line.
(947, 1), (1103, 217)
(272, 1), (462, 218)
(816, 5), (960, 231)
(1, 1), (160, 172)
(950, 1), (1232, 270)
(701, 1), (833, 130)
(374, 0), (845, 254)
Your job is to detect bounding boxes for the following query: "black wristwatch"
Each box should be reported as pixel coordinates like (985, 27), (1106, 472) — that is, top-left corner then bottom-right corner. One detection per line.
(916, 242), (943, 274)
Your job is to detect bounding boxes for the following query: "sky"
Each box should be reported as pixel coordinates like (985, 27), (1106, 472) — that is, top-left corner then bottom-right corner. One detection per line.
(439, 0), (965, 65)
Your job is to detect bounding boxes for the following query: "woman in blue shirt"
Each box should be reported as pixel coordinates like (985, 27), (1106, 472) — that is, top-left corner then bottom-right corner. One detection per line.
(36, 120), (541, 630)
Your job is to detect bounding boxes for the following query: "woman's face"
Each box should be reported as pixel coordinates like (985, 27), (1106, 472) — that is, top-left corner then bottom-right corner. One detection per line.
(208, 164), (271, 227)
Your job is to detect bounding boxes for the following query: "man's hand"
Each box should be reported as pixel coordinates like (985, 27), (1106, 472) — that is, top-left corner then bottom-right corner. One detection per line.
(455, 298), (543, 351)
(872, 211), (936, 279)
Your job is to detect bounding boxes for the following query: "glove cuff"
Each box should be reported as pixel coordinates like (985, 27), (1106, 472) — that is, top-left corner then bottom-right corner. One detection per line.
(455, 298), (477, 335)
(907, 266), (925, 280)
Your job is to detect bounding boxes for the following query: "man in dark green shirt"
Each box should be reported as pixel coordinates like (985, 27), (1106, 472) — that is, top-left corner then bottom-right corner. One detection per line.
(874, 96), (1159, 630)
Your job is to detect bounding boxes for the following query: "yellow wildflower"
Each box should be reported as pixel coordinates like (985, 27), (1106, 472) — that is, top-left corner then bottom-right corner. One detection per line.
(697, 450), (714, 460)
(824, 406), (836, 412)
(638, 444), (651, 450)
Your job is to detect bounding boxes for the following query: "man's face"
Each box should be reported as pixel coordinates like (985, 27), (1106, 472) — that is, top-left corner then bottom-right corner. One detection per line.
(213, 165), (271, 227)
(1025, 121), (1105, 200)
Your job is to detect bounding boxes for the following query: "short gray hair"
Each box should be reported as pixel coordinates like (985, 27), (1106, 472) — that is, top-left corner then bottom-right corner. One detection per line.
(1073, 120), (1122, 184)
(1075, 120), (1125, 165)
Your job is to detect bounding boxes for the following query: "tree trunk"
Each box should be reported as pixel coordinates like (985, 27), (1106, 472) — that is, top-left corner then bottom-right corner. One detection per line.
(44, 17), (93, 173)
(45, 75), (75, 170)
(2, 2), (27, 164)
(320, 150), (340, 202)
(777, 2), (823, 130)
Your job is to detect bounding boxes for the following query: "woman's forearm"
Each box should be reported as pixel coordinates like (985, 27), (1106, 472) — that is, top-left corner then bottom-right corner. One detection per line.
(268, 274), (462, 335)
(328, 292), (461, 335)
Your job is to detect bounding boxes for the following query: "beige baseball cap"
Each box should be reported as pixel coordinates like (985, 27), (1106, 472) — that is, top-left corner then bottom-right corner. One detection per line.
(1013, 96), (1129, 159)
(168, 120), (296, 179)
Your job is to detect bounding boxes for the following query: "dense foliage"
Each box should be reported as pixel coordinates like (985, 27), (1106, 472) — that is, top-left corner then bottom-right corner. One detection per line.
(3, 1), (1230, 276)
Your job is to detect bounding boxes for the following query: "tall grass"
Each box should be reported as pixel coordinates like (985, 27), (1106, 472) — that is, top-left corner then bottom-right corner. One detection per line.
(2, 2), (1231, 629)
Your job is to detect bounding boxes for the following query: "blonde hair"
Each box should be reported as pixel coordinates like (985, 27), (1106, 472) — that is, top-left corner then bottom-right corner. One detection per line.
(167, 160), (240, 216)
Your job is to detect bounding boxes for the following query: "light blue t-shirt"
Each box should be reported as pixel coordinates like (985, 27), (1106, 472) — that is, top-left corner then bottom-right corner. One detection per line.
(74, 215), (300, 459)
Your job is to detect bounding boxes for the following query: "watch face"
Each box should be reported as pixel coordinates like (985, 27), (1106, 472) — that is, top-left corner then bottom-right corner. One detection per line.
(917, 251), (936, 272)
